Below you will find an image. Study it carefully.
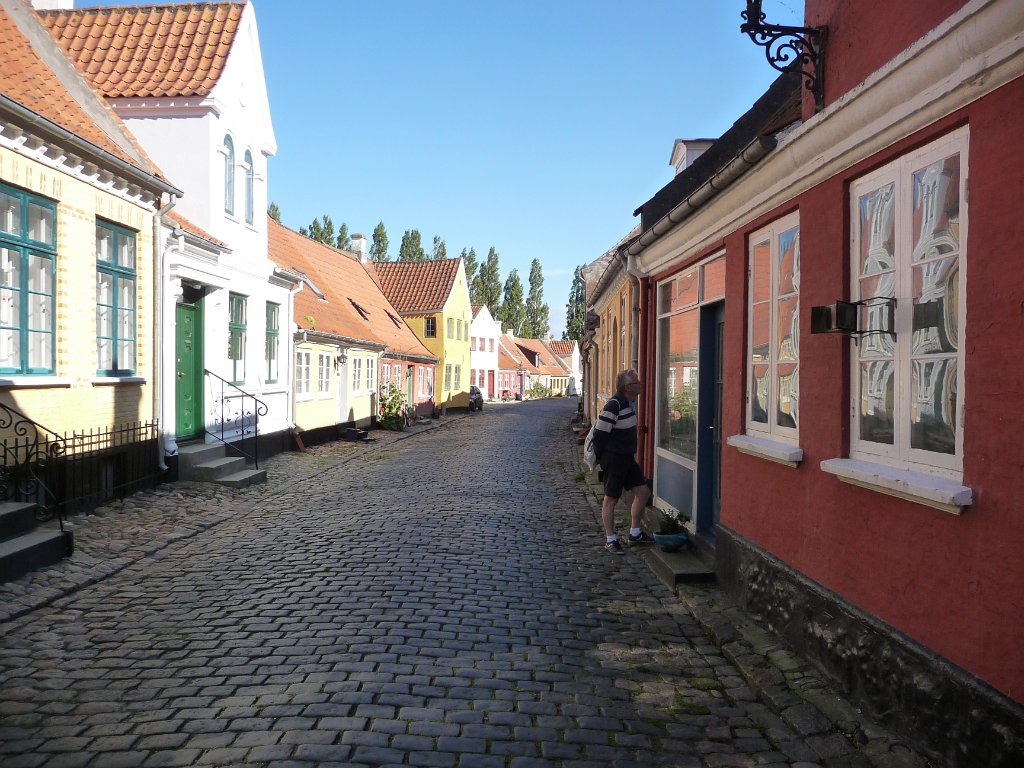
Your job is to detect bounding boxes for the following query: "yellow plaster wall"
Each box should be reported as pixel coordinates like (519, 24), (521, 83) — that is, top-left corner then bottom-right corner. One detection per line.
(0, 148), (156, 435)
(293, 340), (337, 432)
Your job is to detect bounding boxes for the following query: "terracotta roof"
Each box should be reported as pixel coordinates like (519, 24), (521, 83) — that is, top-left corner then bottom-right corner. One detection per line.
(375, 258), (462, 314)
(471, 304), (484, 318)
(546, 339), (576, 357)
(165, 210), (226, 248)
(267, 218), (437, 361)
(36, 2), (245, 99)
(0, 4), (149, 171)
(498, 335), (538, 373)
(513, 336), (569, 376)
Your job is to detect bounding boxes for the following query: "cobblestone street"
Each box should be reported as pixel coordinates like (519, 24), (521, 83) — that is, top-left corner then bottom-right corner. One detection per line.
(0, 400), (932, 767)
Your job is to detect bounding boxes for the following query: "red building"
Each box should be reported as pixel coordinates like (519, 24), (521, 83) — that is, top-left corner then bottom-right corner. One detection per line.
(625, 1), (1024, 764)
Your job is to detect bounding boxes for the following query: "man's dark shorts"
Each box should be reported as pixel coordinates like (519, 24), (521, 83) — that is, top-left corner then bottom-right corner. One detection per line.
(600, 451), (647, 499)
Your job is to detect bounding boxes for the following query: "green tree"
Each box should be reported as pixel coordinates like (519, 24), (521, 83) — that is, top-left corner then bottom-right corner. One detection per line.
(497, 268), (525, 336)
(370, 221), (389, 262)
(307, 215), (334, 245)
(564, 265), (586, 340)
(472, 246), (502, 313)
(431, 236), (447, 260)
(268, 201), (281, 222)
(336, 223), (351, 250)
(398, 229), (427, 261)
(523, 258), (550, 339)
(460, 247), (478, 286)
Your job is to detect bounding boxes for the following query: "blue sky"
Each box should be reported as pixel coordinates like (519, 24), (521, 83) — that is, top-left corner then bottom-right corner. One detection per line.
(82, 0), (803, 336)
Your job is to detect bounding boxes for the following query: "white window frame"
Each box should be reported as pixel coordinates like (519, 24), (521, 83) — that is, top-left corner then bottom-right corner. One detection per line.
(382, 363), (391, 390)
(295, 350), (311, 399)
(317, 352), (331, 398)
(418, 365), (425, 396)
(447, 317), (454, 339)
(444, 363), (452, 390)
(847, 129), (967, 478)
(352, 357), (363, 392)
(223, 134), (235, 216)
(745, 211), (800, 445)
(454, 364), (461, 389)
(366, 357), (376, 393)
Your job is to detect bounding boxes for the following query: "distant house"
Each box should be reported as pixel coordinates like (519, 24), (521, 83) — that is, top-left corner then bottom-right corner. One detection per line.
(511, 336), (570, 396)
(376, 258), (472, 411)
(0, 0), (181, 573)
(581, 227), (639, 421)
(496, 334), (536, 400)
(38, 0), (298, 462)
(545, 339), (581, 396)
(469, 304), (501, 399)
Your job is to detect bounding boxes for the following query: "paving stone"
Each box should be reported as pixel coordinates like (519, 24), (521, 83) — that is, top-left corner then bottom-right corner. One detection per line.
(0, 403), (934, 768)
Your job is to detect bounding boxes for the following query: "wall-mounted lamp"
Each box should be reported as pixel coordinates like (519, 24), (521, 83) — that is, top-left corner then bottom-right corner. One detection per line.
(741, 0), (827, 112)
(811, 298), (896, 338)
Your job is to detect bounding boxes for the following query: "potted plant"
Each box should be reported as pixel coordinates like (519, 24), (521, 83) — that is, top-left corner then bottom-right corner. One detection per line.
(653, 511), (688, 552)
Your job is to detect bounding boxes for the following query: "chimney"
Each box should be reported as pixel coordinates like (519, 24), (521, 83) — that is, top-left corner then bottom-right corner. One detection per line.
(351, 233), (368, 263)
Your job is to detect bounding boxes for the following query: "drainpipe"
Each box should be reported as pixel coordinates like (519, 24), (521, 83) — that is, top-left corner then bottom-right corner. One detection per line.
(154, 193), (177, 471)
(624, 249), (650, 469)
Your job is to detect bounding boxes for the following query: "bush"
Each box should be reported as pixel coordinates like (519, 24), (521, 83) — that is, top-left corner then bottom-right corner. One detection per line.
(527, 382), (551, 399)
(378, 383), (407, 431)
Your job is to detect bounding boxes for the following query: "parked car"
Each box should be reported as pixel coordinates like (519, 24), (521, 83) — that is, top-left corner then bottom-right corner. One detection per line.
(468, 385), (484, 411)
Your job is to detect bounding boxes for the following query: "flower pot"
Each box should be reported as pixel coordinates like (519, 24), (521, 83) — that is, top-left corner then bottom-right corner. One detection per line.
(653, 532), (688, 552)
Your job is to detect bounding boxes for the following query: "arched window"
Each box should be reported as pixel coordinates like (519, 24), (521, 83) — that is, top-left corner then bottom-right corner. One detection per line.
(244, 149), (254, 224)
(223, 135), (235, 215)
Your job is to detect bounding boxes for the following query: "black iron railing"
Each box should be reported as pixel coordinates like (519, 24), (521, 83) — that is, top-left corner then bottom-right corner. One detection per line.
(204, 369), (268, 468)
(0, 401), (66, 528)
(1, 404), (161, 525)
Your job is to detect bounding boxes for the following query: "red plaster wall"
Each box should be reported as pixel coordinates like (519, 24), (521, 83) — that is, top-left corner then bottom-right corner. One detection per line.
(804, 0), (971, 112)
(719, 78), (1024, 702)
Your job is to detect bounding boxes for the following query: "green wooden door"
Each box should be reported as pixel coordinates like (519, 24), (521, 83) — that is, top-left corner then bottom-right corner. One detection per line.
(175, 303), (202, 438)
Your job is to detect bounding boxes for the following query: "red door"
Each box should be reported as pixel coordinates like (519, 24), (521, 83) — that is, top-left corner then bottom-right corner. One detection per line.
(487, 370), (495, 399)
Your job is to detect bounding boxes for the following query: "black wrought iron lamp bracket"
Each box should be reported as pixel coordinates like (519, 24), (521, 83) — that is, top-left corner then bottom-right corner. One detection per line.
(810, 297), (896, 344)
(741, 0), (827, 112)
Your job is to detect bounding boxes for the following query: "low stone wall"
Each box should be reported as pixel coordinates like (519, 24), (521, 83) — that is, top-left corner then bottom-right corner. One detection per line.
(716, 526), (1024, 768)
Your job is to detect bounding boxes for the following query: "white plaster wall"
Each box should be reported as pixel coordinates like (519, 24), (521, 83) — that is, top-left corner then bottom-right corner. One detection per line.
(471, 307), (502, 398)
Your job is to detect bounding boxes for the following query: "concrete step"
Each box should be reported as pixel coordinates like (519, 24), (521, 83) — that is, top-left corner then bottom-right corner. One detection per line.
(0, 528), (73, 583)
(177, 442), (227, 474)
(0, 501), (41, 539)
(215, 469), (267, 489)
(190, 456), (246, 482)
(639, 545), (717, 590)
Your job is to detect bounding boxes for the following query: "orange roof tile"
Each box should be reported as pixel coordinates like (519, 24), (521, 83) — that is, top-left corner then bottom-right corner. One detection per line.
(36, 2), (245, 99)
(0, 4), (149, 171)
(375, 258), (462, 314)
(267, 218), (436, 362)
(547, 339), (576, 357)
(513, 336), (569, 376)
(165, 210), (226, 248)
(498, 335), (538, 373)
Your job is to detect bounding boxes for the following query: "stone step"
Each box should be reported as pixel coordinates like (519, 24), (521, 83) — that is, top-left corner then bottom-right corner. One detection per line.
(215, 469), (267, 489)
(0, 501), (41, 540)
(639, 545), (717, 590)
(0, 528), (73, 584)
(190, 456), (246, 481)
(343, 428), (369, 442)
(176, 441), (227, 474)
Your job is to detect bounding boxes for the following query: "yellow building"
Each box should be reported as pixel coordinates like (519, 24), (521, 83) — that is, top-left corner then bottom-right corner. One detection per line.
(376, 258), (473, 410)
(0, 0), (178, 567)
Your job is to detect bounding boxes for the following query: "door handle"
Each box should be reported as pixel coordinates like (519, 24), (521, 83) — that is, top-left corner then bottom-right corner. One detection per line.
(178, 372), (185, 378)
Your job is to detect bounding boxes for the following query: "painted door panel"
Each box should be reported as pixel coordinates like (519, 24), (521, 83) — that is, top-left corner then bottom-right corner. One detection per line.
(175, 303), (202, 438)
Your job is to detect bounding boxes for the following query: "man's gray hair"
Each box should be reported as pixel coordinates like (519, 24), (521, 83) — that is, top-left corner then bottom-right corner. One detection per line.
(615, 368), (639, 393)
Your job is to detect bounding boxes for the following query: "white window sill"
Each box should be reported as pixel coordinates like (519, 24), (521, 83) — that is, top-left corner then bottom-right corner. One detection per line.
(295, 393), (312, 402)
(92, 376), (146, 385)
(0, 376), (73, 389)
(727, 434), (803, 467)
(820, 458), (972, 516)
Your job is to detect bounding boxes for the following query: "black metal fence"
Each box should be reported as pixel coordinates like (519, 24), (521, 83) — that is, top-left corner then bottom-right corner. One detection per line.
(1, 405), (161, 524)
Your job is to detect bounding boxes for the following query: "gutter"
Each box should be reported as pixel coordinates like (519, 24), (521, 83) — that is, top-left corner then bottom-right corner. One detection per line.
(0, 94), (183, 198)
(626, 134), (775, 257)
(154, 194), (178, 470)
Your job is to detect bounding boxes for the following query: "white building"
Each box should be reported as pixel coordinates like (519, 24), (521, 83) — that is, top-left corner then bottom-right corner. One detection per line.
(469, 304), (501, 400)
(37, 1), (298, 461)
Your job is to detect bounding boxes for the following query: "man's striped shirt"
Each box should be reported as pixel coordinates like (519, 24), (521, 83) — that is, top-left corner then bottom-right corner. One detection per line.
(592, 392), (637, 457)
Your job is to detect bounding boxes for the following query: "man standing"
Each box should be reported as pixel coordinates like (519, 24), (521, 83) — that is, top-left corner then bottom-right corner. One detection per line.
(591, 368), (654, 554)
